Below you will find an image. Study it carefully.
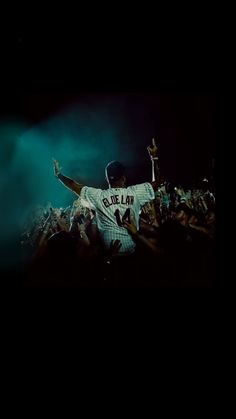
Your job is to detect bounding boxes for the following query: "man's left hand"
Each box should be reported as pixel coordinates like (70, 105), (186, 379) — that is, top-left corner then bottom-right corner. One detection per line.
(147, 138), (158, 158)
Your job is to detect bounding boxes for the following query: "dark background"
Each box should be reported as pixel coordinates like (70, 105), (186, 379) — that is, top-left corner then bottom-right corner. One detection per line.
(1, 28), (215, 185)
(0, 28), (216, 272)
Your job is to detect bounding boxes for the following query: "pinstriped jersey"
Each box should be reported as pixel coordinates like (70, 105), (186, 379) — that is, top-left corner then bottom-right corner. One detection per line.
(80, 183), (155, 254)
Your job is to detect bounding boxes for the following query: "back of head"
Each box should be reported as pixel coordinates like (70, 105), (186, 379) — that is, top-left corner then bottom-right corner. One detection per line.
(105, 160), (125, 185)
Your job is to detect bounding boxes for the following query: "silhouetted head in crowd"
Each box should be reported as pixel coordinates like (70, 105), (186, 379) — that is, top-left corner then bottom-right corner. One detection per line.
(200, 178), (210, 192)
(165, 182), (175, 194)
(188, 209), (201, 226)
(174, 203), (192, 226)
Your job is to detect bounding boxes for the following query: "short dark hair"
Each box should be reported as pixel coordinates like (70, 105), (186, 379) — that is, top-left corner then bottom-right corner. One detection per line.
(105, 161), (125, 182)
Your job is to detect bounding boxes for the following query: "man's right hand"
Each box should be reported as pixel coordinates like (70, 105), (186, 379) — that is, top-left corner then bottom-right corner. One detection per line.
(53, 159), (62, 177)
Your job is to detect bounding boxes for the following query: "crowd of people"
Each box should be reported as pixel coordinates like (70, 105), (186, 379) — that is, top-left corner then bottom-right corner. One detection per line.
(21, 173), (215, 287)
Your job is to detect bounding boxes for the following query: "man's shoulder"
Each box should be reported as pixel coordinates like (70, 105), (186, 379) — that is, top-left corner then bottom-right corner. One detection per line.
(128, 183), (155, 198)
(81, 186), (103, 193)
(128, 182), (152, 190)
(80, 186), (103, 207)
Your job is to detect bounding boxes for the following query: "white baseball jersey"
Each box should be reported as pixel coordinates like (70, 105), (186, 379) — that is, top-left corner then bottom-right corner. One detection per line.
(80, 183), (155, 255)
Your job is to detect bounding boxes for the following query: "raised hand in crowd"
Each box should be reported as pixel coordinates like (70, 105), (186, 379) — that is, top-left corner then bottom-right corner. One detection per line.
(77, 220), (90, 246)
(123, 210), (164, 256)
(122, 210), (138, 236)
(109, 239), (122, 256)
(141, 202), (159, 228)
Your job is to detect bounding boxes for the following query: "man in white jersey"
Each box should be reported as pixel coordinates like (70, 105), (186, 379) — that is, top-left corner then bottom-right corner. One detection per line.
(52, 139), (159, 256)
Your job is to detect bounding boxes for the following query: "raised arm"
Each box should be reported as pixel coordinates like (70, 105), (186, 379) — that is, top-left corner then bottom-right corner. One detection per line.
(53, 159), (84, 196)
(147, 138), (160, 191)
(122, 211), (164, 257)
